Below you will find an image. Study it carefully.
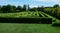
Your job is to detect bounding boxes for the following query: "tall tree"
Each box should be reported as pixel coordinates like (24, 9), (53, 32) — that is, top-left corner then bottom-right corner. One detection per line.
(0, 5), (2, 13)
(22, 5), (26, 11)
(16, 6), (22, 11)
(53, 4), (59, 17)
(1, 5), (7, 13)
(0, 5), (1, 10)
(53, 4), (59, 8)
(12, 5), (16, 11)
(0, 5), (1, 11)
(11, 5), (16, 12)
(6, 4), (13, 12)
(28, 5), (30, 11)
(28, 5), (31, 11)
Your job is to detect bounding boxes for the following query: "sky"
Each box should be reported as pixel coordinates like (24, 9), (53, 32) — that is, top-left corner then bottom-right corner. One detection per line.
(0, 0), (60, 7)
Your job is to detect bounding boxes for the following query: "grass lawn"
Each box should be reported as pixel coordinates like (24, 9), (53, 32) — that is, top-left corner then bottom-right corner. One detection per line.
(0, 23), (60, 33)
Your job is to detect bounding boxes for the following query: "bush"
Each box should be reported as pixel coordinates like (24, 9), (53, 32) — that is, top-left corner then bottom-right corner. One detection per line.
(52, 23), (60, 27)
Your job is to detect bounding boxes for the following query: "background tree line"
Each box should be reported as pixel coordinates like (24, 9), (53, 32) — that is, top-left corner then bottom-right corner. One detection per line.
(0, 4), (29, 13)
(43, 4), (60, 20)
(0, 4), (60, 19)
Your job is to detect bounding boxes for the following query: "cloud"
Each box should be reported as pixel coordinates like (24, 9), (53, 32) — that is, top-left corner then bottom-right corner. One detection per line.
(33, 0), (60, 4)
(33, 0), (60, 2)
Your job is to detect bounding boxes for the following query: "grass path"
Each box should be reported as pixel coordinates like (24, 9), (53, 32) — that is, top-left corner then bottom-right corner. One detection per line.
(0, 23), (60, 33)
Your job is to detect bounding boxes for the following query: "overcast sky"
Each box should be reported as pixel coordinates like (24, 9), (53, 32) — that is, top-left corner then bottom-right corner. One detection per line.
(0, 0), (60, 7)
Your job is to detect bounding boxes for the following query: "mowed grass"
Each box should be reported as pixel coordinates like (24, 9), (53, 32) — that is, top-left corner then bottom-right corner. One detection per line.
(0, 23), (60, 33)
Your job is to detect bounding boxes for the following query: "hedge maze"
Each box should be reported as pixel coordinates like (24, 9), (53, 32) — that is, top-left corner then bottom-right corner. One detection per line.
(0, 12), (53, 24)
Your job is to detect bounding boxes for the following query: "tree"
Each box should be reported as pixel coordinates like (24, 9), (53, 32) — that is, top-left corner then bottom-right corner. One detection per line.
(37, 6), (44, 12)
(0, 5), (2, 13)
(16, 6), (22, 12)
(11, 5), (16, 12)
(30, 7), (37, 11)
(28, 5), (30, 11)
(53, 4), (59, 8)
(53, 4), (60, 17)
(1, 5), (7, 13)
(56, 8), (60, 19)
(6, 4), (13, 12)
(22, 5), (26, 11)
(37, 6), (40, 11)
(12, 5), (16, 11)
(0, 5), (1, 11)
(1, 4), (15, 13)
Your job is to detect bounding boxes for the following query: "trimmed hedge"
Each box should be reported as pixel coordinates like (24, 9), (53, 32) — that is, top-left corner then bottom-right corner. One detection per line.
(0, 17), (52, 24)
(52, 23), (60, 27)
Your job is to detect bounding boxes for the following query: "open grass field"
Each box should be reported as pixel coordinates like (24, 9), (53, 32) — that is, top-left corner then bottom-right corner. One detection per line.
(0, 11), (60, 33)
(0, 23), (60, 33)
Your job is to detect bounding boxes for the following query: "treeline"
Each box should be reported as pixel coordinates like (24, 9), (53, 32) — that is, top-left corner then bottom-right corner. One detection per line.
(43, 4), (60, 20)
(0, 4), (30, 13)
(0, 4), (45, 12)
(0, 4), (60, 19)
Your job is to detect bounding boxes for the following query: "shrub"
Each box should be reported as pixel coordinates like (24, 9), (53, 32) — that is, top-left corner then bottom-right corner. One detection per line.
(52, 23), (60, 27)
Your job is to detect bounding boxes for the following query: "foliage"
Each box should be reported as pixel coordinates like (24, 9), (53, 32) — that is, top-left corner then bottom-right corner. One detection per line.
(0, 4), (60, 19)
(53, 4), (59, 8)
(16, 6), (22, 12)
(22, 5), (26, 11)
(52, 23), (60, 27)
(43, 4), (60, 19)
